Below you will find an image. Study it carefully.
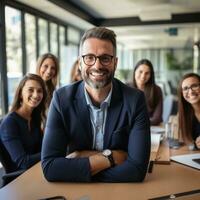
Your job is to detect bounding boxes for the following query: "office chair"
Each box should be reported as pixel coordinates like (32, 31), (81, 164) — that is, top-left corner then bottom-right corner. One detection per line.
(162, 95), (178, 124)
(0, 118), (25, 187)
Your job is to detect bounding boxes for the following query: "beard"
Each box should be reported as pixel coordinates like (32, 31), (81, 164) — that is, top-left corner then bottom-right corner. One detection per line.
(81, 68), (114, 89)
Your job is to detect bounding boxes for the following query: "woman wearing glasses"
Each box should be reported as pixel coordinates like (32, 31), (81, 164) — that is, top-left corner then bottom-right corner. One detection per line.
(178, 73), (200, 149)
(132, 59), (163, 125)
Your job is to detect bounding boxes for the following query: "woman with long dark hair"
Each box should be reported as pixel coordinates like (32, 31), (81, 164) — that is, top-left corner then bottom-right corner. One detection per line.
(0, 73), (47, 171)
(178, 73), (200, 149)
(132, 59), (163, 125)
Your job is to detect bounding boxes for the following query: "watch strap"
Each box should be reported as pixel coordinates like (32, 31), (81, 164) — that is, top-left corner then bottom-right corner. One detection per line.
(107, 152), (115, 167)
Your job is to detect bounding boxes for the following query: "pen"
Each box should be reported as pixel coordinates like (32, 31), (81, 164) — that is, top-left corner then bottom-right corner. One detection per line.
(148, 189), (200, 199)
(148, 160), (154, 173)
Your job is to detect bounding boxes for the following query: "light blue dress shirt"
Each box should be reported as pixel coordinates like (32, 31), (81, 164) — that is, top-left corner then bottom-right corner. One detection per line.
(84, 86), (112, 151)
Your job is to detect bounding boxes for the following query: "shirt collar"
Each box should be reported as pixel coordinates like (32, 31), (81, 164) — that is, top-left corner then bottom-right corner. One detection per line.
(84, 84), (112, 108)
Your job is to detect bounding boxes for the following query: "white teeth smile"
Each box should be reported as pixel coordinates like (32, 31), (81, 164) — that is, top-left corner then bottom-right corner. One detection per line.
(91, 72), (104, 76)
(30, 99), (39, 104)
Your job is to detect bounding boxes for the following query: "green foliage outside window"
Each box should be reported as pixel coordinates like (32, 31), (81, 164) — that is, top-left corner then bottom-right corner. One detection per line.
(166, 50), (193, 70)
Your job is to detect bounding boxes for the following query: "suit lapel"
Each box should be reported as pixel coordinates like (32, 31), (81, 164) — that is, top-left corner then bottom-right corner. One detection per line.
(74, 83), (93, 148)
(104, 80), (123, 148)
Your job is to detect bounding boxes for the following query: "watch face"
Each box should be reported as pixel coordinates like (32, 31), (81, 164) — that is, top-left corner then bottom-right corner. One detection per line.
(103, 149), (111, 156)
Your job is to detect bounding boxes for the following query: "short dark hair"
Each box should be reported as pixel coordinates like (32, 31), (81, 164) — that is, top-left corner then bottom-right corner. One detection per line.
(79, 27), (117, 56)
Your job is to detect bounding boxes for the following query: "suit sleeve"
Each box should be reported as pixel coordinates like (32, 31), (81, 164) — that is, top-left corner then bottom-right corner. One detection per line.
(41, 91), (91, 182)
(93, 92), (151, 182)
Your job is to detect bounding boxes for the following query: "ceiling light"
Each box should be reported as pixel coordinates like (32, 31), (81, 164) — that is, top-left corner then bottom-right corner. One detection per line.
(139, 10), (171, 21)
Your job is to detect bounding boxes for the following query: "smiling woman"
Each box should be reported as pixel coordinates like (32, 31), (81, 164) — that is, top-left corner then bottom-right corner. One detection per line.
(178, 73), (200, 149)
(131, 59), (163, 125)
(0, 73), (47, 172)
(36, 53), (59, 107)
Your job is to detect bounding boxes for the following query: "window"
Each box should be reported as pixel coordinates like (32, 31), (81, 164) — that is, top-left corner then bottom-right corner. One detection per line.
(59, 26), (66, 86)
(50, 22), (58, 56)
(61, 44), (78, 85)
(25, 13), (36, 73)
(5, 6), (23, 107)
(67, 27), (80, 44)
(59, 27), (79, 86)
(38, 18), (48, 56)
(61, 27), (80, 85)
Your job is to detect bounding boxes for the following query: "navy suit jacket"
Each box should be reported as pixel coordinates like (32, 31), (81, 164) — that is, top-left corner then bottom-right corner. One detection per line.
(41, 78), (150, 182)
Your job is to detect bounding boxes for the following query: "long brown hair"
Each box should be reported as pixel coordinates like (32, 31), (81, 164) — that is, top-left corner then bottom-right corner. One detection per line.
(133, 59), (158, 109)
(70, 59), (82, 83)
(178, 73), (200, 142)
(36, 53), (59, 106)
(10, 73), (47, 128)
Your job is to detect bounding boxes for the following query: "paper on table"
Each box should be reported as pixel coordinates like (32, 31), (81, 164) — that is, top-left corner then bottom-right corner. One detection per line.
(170, 153), (200, 170)
(151, 133), (161, 153)
(151, 126), (165, 133)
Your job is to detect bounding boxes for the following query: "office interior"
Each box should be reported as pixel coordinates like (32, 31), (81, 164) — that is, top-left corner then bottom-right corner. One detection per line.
(0, 0), (200, 191)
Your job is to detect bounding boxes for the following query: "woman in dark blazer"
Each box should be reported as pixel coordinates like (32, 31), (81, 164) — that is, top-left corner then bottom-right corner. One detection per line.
(0, 73), (47, 171)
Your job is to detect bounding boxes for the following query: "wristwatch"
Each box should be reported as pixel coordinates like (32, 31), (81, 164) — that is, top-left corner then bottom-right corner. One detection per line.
(102, 149), (115, 167)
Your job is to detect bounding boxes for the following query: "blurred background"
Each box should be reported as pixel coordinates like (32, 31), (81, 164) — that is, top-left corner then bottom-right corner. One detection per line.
(0, 0), (200, 115)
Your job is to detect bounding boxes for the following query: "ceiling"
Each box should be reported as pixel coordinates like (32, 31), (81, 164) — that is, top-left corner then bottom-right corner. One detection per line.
(16, 0), (200, 49)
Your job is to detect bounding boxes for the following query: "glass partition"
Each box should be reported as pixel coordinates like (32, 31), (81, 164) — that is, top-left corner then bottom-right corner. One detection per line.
(25, 13), (36, 73)
(50, 22), (58, 56)
(38, 18), (48, 56)
(5, 6), (23, 108)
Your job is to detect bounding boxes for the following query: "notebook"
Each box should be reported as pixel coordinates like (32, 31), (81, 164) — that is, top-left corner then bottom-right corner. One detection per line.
(170, 153), (200, 170)
(151, 126), (165, 134)
(151, 133), (161, 153)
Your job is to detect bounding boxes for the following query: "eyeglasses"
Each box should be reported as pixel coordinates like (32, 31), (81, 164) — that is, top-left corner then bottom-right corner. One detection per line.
(82, 54), (114, 66)
(182, 83), (200, 93)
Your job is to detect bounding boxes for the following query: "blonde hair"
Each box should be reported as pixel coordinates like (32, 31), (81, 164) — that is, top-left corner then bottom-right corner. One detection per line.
(70, 59), (82, 82)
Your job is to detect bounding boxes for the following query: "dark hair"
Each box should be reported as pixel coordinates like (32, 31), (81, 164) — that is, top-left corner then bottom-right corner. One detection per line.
(79, 27), (117, 56)
(133, 59), (158, 109)
(178, 73), (200, 142)
(10, 73), (47, 128)
(36, 53), (59, 106)
(70, 59), (82, 82)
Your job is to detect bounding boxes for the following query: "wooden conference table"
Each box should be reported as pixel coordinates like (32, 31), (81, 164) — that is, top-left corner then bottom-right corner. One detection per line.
(0, 146), (199, 200)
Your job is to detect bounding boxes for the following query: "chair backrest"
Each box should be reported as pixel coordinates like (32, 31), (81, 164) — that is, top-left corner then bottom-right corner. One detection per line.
(162, 95), (178, 124)
(0, 118), (16, 173)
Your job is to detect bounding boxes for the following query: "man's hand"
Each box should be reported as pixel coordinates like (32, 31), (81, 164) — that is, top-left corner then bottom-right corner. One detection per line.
(66, 150), (128, 175)
(112, 150), (128, 165)
(66, 150), (98, 158)
(195, 136), (200, 149)
(66, 150), (127, 165)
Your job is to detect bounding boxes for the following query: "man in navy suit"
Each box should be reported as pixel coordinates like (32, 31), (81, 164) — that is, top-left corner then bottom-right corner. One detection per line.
(41, 27), (150, 182)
